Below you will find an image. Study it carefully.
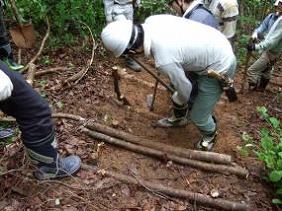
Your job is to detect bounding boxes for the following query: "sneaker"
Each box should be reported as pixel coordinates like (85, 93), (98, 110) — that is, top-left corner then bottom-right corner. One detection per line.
(195, 131), (217, 151)
(0, 126), (15, 139)
(34, 155), (81, 180)
(125, 57), (142, 72)
(157, 116), (188, 128)
(3, 58), (24, 71)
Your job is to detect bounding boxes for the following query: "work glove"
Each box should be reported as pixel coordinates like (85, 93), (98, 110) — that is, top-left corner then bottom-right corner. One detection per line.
(251, 32), (258, 42)
(246, 43), (256, 52)
(133, 0), (141, 8)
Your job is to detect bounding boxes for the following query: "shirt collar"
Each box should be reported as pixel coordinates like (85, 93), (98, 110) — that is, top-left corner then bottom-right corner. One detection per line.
(183, 0), (203, 17)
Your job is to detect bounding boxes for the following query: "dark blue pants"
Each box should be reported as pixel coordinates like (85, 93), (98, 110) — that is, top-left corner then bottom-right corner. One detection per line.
(0, 61), (54, 149)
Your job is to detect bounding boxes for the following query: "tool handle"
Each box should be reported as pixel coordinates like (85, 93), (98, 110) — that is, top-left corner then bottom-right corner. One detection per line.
(130, 57), (174, 93)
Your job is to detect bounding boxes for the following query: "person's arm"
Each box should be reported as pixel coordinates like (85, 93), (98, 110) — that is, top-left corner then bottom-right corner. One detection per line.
(158, 63), (192, 105)
(255, 18), (282, 52)
(0, 69), (13, 101)
(253, 14), (273, 38)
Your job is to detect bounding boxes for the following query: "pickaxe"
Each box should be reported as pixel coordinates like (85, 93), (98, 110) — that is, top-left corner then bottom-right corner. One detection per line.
(130, 57), (174, 110)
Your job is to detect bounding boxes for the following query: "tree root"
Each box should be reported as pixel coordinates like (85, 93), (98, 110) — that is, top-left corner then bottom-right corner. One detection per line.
(98, 169), (249, 211)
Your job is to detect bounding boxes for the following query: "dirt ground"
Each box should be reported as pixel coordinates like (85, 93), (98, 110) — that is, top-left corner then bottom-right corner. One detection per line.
(0, 44), (282, 211)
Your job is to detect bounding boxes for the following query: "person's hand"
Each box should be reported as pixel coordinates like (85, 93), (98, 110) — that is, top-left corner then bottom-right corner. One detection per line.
(246, 43), (256, 52)
(251, 32), (258, 42)
(134, 0), (141, 8)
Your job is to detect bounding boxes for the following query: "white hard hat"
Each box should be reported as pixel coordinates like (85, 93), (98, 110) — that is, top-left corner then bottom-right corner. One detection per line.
(101, 20), (133, 57)
(275, 0), (282, 6)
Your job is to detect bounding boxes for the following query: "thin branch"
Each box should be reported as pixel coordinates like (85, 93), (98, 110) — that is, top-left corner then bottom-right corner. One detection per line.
(28, 17), (50, 65)
(75, 21), (98, 84)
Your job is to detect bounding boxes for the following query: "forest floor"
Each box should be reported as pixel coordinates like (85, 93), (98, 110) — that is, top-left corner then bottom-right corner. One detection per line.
(0, 43), (282, 211)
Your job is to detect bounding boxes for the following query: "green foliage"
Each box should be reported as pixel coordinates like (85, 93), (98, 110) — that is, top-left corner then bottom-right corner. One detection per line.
(5, 0), (106, 47)
(238, 106), (282, 204)
(135, 0), (173, 22)
(3, 0), (276, 54)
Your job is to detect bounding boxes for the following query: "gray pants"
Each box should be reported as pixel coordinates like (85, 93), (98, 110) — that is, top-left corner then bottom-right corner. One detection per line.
(104, 3), (133, 23)
(247, 51), (281, 84)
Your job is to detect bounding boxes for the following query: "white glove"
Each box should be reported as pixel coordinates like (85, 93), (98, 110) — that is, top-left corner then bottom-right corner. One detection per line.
(134, 0), (141, 8)
(171, 91), (183, 106)
(251, 32), (258, 41)
(0, 70), (13, 101)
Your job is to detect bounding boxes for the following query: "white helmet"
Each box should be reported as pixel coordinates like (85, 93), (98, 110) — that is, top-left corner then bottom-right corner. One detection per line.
(275, 0), (282, 6)
(101, 20), (133, 57)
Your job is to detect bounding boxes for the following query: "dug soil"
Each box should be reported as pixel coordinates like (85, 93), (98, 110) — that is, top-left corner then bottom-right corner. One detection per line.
(0, 44), (282, 210)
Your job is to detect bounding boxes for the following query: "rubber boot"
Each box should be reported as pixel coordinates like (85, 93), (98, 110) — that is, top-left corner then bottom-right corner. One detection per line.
(256, 78), (269, 92)
(157, 103), (189, 128)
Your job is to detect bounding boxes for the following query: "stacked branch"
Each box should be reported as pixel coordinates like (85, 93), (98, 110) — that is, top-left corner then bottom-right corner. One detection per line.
(85, 128), (248, 178)
(99, 169), (249, 211)
(52, 113), (248, 178)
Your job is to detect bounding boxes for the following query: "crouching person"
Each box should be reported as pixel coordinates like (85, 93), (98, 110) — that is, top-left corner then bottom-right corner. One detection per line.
(0, 61), (81, 179)
(101, 14), (236, 151)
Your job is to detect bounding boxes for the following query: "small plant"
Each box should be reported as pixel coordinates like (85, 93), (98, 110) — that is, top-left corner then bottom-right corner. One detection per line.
(238, 106), (282, 204)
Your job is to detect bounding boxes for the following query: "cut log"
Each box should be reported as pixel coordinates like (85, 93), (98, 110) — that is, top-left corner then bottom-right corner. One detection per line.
(99, 169), (249, 211)
(86, 121), (232, 165)
(86, 129), (248, 178)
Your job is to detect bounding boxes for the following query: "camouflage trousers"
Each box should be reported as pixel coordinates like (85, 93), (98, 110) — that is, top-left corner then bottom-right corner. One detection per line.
(247, 51), (281, 84)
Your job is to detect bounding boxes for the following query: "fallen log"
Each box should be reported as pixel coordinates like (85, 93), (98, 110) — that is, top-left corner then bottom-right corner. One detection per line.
(85, 129), (248, 178)
(99, 169), (249, 211)
(85, 121), (232, 165)
(52, 112), (232, 165)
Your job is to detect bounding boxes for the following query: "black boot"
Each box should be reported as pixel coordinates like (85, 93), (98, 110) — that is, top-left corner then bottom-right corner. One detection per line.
(256, 78), (269, 92)
(249, 82), (258, 91)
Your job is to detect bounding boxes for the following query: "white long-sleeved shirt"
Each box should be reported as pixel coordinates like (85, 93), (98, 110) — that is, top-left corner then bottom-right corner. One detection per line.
(0, 69), (13, 101)
(255, 16), (282, 53)
(142, 14), (235, 105)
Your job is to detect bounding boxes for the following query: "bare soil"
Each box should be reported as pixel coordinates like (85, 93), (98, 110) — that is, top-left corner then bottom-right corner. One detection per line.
(0, 45), (282, 211)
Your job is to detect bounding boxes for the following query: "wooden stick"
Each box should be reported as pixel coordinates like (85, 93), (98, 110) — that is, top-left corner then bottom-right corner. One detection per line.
(52, 112), (232, 165)
(85, 121), (232, 165)
(35, 67), (73, 77)
(86, 129), (248, 178)
(99, 169), (249, 211)
(130, 57), (174, 93)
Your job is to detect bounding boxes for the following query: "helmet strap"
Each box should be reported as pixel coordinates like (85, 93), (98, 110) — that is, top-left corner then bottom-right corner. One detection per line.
(124, 24), (144, 54)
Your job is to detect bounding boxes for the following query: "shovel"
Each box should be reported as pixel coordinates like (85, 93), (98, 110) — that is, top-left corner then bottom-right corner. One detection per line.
(8, 0), (36, 48)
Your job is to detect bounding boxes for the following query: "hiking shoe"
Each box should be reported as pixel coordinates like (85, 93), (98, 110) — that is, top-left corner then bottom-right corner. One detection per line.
(3, 58), (24, 71)
(157, 116), (188, 128)
(34, 155), (81, 180)
(125, 57), (142, 72)
(195, 131), (217, 151)
(0, 127), (14, 139)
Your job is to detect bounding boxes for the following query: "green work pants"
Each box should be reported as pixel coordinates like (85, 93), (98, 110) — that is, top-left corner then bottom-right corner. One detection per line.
(189, 59), (236, 134)
(247, 51), (281, 84)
